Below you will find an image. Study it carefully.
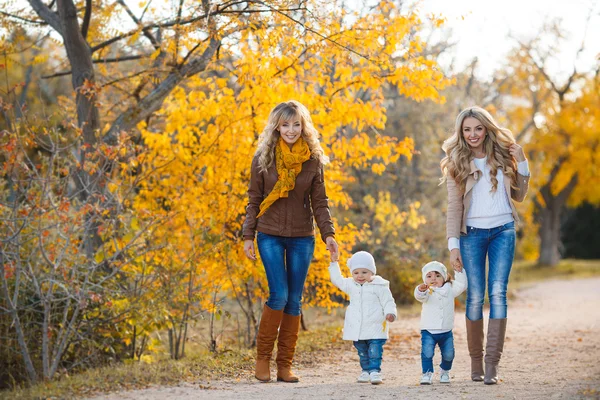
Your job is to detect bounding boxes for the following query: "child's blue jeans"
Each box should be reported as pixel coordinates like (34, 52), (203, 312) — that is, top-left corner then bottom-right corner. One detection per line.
(421, 330), (454, 373)
(353, 339), (386, 373)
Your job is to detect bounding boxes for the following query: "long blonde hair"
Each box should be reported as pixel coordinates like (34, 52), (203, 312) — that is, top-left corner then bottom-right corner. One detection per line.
(440, 106), (517, 192)
(255, 100), (329, 172)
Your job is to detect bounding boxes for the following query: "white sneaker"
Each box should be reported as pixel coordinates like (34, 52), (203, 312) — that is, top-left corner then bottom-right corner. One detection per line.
(370, 371), (383, 385)
(357, 371), (370, 383)
(440, 369), (450, 383)
(420, 371), (433, 385)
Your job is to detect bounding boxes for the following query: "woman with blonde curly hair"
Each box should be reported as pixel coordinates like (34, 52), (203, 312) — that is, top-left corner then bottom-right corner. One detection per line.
(440, 106), (530, 385)
(243, 100), (338, 383)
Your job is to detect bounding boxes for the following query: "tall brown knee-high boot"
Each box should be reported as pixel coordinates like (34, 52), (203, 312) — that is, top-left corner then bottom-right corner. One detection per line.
(255, 304), (284, 382)
(466, 318), (485, 381)
(484, 318), (507, 385)
(276, 313), (301, 382)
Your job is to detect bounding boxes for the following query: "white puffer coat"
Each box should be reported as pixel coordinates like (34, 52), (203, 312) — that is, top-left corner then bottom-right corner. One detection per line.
(414, 270), (467, 331)
(329, 262), (397, 341)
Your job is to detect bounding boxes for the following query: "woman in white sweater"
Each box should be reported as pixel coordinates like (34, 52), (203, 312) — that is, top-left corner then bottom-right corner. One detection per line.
(441, 106), (530, 385)
(414, 261), (467, 385)
(329, 251), (397, 385)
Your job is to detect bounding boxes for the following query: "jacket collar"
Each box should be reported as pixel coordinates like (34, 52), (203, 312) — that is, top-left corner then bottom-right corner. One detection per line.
(469, 159), (479, 177)
(431, 283), (450, 297)
(465, 159), (480, 194)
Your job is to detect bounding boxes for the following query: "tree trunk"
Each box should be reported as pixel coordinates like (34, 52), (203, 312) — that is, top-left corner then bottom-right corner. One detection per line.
(537, 173), (578, 266)
(538, 203), (561, 266)
(168, 328), (174, 359)
(131, 325), (137, 359)
(181, 321), (188, 358)
(56, 0), (103, 261)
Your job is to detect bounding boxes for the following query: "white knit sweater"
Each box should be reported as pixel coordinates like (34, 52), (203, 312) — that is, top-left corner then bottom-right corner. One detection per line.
(466, 157), (514, 227)
(448, 158), (529, 251)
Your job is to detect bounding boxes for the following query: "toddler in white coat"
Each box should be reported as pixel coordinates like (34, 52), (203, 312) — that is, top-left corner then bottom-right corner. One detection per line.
(329, 251), (397, 385)
(414, 261), (467, 385)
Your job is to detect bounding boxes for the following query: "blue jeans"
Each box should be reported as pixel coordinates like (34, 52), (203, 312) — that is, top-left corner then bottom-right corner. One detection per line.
(353, 339), (386, 373)
(421, 330), (454, 373)
(256, 232), (315, 316)
(460, 222), (516, 321)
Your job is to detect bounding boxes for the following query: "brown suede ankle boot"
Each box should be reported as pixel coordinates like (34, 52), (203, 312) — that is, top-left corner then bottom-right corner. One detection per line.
(466, 318), (485, 381)
(484, 318), (507, 385)
(276, 313), (301, 382)
(255, 304), (283, 382)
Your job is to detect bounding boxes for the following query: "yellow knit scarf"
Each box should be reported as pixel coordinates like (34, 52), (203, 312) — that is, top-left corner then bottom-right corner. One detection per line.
(257, 137), (311, 218)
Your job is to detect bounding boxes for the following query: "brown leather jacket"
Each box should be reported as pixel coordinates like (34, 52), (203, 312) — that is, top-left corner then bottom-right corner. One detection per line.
(242, 155), (335, 242)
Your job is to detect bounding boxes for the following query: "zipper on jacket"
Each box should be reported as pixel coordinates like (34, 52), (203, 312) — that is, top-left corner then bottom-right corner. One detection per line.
(358, 285), (364, 339)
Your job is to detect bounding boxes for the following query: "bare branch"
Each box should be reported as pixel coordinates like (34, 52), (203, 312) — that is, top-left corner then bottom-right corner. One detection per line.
(116, 0), (160, 49)
(255, 0), (371, 62)
(100, 69), (150, 89)
(27, 0), (63, 36)
(0, 10), (49, 25)
(81, 0), (92, 38)
(1, 251), (39, 382)
(90, 4), (306, 53)
(105, 37), (221, 143)
(42, 55), (146, 79)
(139, 0), (153, 21)
(520, 38), (581, 101)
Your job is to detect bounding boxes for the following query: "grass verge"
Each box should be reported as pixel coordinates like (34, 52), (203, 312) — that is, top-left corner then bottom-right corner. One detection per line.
(510, 258), (600, 288)
(2, 325), (345, 400)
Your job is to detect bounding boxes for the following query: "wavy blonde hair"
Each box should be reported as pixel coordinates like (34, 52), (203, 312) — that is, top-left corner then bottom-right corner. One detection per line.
(255, 100), (329, 172)
(440, 106), (518, 193)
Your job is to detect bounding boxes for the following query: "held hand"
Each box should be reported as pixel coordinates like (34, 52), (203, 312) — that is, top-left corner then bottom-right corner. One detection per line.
(385, 314), (395, 322)
(509, 143), (526, 162)
(418, 283), (429, 292)
(450, 248), (463, 272)
(244, 239), (257, 261)
(326, 236), (339, 262)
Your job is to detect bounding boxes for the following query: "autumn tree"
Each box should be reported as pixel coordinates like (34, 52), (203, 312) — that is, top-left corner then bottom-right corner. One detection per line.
(492, 23), (600, 266)
(131, 0), (451, 336)
(1, 0), (453, 384)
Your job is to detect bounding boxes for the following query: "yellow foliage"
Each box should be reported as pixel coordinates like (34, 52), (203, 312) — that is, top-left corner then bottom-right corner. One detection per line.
(0, 0), (453, 357)
(123, 0), (451, 314)
(496, 45), (600, 258)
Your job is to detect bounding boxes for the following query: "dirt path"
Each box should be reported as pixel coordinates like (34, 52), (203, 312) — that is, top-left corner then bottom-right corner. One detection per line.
(90, 278), (600, 400)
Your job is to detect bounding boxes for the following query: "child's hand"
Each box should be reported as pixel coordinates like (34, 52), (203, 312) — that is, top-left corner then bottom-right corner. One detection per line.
(326, 236), (339, 262)
(418, 283), (428, 292)
(329, 245), (339, 262)
(385, 314), (395, 322)
(450, 248), (463, 272)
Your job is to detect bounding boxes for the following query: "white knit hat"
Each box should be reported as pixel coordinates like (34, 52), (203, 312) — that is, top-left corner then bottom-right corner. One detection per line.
(421, 261), (447, 282)
(347, 251), (376, 274)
